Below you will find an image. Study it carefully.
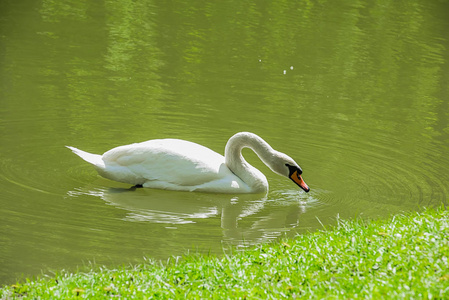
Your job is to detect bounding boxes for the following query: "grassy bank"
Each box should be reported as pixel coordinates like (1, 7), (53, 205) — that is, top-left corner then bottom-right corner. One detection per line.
(1, 207), (448, 299)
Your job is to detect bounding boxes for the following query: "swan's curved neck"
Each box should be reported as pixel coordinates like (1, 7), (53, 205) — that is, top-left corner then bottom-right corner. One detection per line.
(224, 132), (274, 192)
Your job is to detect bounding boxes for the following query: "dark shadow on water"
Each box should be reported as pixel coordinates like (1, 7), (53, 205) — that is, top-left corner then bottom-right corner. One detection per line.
(108, 185), (143, 193)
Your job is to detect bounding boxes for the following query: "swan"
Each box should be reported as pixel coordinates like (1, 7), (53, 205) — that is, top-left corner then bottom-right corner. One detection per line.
(66, 132), (310, 194)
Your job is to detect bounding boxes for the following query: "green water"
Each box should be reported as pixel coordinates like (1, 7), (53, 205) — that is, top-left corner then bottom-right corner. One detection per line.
(1, 0), (448, 284)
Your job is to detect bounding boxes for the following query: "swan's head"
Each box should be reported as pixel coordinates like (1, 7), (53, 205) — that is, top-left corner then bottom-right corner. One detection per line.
(270, 152), (310, 193)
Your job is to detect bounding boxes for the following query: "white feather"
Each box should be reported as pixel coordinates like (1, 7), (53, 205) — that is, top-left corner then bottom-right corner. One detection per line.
(67, 132), (308, 194)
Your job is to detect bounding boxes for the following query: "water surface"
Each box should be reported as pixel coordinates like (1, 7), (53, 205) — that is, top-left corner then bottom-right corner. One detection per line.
(1, 0), (448, 284)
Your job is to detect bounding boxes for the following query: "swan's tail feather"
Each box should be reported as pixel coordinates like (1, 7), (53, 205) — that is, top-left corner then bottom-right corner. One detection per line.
(66, 146), (104, 168)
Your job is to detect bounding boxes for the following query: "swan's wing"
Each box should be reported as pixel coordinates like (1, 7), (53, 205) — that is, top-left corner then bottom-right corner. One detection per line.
(101, 139), (229, 186)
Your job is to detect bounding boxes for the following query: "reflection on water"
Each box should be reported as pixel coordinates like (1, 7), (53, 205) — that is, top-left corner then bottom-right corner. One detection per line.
(68, 184), (318, 246)
(70, 187), (224, 225)
(1, 0), (448, 285)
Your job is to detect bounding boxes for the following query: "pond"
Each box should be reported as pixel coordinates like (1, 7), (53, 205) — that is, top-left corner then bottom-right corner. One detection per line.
(1, 0), (448, 284)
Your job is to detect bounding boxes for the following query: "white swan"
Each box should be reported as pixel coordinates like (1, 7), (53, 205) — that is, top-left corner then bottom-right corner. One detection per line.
(67, 132), (309, 194)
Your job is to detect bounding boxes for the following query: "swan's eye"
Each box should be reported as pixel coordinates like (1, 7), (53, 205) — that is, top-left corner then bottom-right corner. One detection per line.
(285, 163), (302, 176)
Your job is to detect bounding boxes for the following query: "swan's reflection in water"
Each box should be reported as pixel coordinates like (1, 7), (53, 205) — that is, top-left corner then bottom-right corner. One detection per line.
(68, 184), (316, 247)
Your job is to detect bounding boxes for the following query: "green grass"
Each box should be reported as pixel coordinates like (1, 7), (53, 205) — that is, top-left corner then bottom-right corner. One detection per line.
(1, 207), (448, 299)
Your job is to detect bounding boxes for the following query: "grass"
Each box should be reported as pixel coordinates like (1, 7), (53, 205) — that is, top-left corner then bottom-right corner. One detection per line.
(1, 206), (448, 299)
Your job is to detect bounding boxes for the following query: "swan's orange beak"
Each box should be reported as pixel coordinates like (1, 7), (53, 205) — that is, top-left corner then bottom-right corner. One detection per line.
(290, 170), (310, 192)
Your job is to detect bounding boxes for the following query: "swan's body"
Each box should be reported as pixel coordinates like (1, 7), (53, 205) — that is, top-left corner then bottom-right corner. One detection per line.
(67, 132), (309, 194)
